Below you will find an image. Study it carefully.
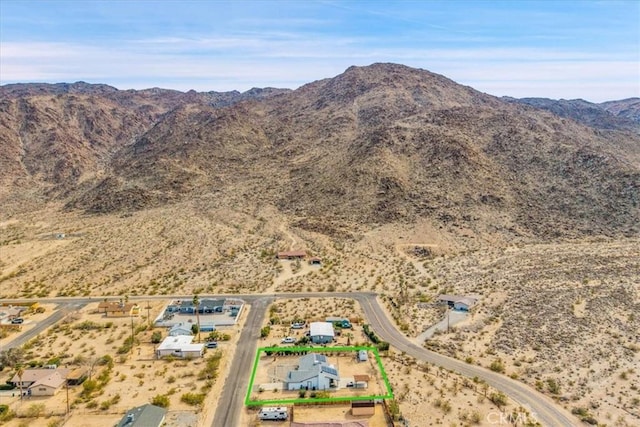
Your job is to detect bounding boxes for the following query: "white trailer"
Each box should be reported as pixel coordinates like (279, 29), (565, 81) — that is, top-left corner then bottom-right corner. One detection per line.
(258, 407), (288, 421)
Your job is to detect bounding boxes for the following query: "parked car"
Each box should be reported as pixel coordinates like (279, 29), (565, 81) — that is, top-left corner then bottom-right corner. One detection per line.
(10, 318), (24, 324)
(206, 341), (218, 349)
(281, 337), (296, 344)
(291, 322), (305, 329)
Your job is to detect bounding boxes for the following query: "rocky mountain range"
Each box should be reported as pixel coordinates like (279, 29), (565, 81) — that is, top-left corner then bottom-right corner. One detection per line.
(1, 63), (638, 241)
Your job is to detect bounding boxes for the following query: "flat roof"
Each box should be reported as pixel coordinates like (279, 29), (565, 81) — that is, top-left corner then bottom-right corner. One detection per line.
(310, 322), (334, 337)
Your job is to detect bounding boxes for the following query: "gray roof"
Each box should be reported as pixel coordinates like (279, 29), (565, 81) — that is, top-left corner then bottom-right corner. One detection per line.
(287, 353), (339, 384)
(116, 404), (166, 427)
(298, 353), (327, 370)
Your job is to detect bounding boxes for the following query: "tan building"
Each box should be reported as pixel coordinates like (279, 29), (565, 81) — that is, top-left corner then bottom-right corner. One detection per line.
(10, 368), (69, 396)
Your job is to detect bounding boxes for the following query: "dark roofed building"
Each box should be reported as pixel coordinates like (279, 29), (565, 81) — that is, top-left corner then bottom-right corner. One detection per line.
(116, 404), (166, 427)
(277, 250), (307, 260)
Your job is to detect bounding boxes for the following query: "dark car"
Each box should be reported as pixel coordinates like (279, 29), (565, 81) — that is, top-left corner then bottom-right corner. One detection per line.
(11, 318), (24, 324)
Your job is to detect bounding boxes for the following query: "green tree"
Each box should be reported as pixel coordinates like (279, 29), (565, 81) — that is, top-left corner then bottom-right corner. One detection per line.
(193, 294), (201, 343)
(151, 331), (162, 344)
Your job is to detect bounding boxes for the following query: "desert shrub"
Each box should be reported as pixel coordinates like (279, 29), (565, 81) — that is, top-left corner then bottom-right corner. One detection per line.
(180, 392), (205, 406)
(0, 404), (14, 422)
(151, 331), (162, 343)
(489, 359), (505, 373)
(25, 403), (45, 417)
(151, 394), (170, 408)
(260, 326), (271, 338)
(489, 392), (508, 408)
(546, 378), (561, 395)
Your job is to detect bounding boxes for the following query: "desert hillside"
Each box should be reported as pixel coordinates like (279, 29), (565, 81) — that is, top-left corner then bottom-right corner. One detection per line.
(2, 63), (639, 242)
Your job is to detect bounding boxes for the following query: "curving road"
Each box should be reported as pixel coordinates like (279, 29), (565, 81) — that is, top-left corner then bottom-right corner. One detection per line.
(3, 293), (576, 426)
(355, 295), (576, 427)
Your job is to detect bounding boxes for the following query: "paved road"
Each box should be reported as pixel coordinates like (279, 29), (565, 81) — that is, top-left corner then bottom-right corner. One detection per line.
(3, 293), (576, 426)
(211, 296), (272, 427)
(356, 295), (576, 427)
(3, 302), (86, 350)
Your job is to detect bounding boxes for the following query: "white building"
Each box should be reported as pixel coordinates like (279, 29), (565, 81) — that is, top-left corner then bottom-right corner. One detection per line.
(309, 322), (335, 344)
(286, 353), (339, 391)
(168, 322), (193, 336)
(156, 335), (204, 359)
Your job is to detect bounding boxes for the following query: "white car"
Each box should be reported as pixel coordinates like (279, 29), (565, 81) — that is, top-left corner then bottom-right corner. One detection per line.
(281, 337), (296, 344)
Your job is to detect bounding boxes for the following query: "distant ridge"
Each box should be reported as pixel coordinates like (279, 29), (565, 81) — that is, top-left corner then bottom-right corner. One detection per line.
(1, 63), (638, 240)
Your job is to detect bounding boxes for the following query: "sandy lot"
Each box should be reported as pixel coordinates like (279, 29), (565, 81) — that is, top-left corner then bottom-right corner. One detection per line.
(0, 299), (245, 427)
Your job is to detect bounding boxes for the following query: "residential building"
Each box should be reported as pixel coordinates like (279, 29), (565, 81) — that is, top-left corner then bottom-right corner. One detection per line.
(286, 353), (339, 391)
(116, 404), (167, 427)
(10, 368), (70, 396)
(168, 322), (193, 336)
(309, 322), (335, 344)
(156, 335), (204, 359)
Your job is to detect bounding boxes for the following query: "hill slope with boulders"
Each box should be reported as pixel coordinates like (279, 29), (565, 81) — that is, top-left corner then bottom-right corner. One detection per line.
(1, 63), (639, 241)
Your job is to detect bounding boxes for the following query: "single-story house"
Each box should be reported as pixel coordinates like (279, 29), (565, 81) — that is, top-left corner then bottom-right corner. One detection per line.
(116, 404), (167, 427)
(10, 368), (70, 396)
(168, 322), (193, 336)
(286, 353), (339, 391)
(309, 322), (335, 344)
(276, 250), (307, 260)
(156, 335), (204, 359)
(199, 323), (216, 332)
(454, 297), (478, 311)
(437, 294), (479, 311)
(178, 299), (225, 314)
(98, 301), (139, 317)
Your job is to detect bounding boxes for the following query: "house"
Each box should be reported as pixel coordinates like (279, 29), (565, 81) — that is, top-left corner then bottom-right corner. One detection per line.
(276, 250), (307, 260)
(309, 322), (335, 344)
(437, 294), (478, 311)
(177, 298), (224, 314)
(10, 368), (70, 396)
(199, 323), (216, 332)
(169, 322), (193, 336)
(156, 335), (204, 359)
(97, 301), (139, 317)
(116, 404), (167, 427)
(454, 297), (478, 311)
(286, 353), (339, 391)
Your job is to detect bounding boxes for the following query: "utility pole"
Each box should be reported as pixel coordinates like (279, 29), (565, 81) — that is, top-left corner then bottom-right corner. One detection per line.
(146, 302), (152, 327)
(130, 314), (135, 354)
(66, 380), (70, 414)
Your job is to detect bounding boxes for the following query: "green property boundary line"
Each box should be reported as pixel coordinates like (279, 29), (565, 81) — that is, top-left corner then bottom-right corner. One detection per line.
(245, 345), (393, 406)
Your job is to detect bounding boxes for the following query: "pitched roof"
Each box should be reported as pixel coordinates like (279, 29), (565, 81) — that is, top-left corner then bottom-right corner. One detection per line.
(116, 404), (167, 427)
(287, 353), (339, 383)
(11, 368), (69, 385)
(30, 371), (66, 390)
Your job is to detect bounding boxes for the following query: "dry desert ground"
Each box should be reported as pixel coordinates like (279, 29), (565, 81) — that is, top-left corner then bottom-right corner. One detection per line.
(1, 205), (639, 426)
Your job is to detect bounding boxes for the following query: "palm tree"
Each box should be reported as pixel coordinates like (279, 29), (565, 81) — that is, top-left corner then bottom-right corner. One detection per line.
(17, 366), (24, 400)
(193, 294), (201, 343)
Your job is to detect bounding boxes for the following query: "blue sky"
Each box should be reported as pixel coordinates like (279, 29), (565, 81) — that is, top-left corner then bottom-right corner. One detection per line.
(1, 0), (638, 102)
